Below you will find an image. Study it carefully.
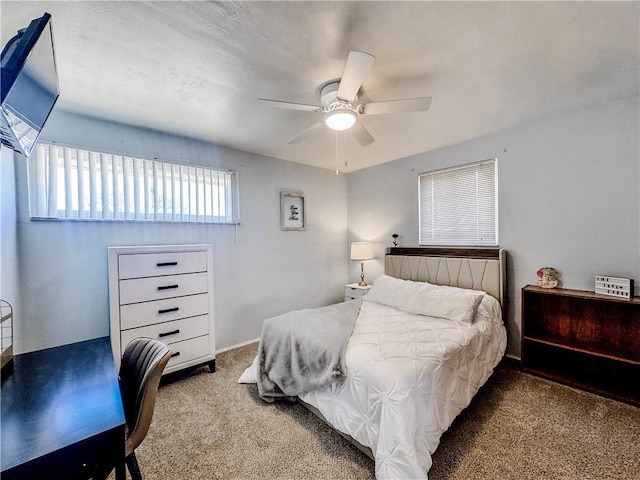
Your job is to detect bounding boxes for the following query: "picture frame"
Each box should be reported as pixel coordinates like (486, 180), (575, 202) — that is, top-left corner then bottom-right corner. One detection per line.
(280, 191), (306, 231)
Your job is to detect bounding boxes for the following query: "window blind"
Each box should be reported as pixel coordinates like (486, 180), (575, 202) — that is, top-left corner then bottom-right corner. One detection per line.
(418, 159), (497, 246)
(29, 143), (239, 223)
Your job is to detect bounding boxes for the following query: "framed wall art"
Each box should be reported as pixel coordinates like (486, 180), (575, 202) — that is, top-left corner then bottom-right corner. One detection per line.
(280, 191), (305, 231)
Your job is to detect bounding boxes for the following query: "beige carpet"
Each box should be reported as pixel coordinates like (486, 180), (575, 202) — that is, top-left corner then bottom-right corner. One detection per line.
(118, 343), (639, 480)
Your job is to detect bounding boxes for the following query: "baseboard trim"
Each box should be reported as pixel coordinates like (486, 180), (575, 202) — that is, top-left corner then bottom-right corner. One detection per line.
(216, 337), (259, 354)
(501, 354), (522, 369)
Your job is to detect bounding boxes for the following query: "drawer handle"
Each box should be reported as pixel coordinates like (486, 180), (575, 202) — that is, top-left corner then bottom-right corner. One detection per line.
(170, 352), (181, 358)
(157, 261), (178, 267)
(158, 307), (179, 314)
(159, 329), (180, 338)
(157, 284), (179, 291)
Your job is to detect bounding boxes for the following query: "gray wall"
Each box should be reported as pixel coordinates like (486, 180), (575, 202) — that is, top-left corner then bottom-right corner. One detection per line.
(7, 96), (639, 358)
(1, 147), (20, 328)
(347, 95), (640, 358)
(13, 110), (348, 354)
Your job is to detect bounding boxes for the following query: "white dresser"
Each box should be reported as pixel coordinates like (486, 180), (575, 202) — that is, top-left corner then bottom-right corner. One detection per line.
(108, 244), (215, 375)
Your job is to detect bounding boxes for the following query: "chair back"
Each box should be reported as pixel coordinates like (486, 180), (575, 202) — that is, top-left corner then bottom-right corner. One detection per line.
(119, 337), (171, 456)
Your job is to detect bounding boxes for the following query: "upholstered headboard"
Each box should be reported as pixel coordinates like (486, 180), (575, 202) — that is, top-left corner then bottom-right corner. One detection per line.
(385, 247), (506, 307)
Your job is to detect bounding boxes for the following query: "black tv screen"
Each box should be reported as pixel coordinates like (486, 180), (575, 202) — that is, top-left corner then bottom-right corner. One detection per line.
(1, 13), (59, 158)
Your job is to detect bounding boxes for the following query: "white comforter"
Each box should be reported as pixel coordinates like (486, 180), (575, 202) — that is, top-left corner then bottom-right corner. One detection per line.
(298, 294), (506, 479)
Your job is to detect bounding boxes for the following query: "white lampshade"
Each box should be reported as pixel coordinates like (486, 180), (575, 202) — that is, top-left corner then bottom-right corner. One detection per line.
(325, 108), (357, 131)
(350, 242), (374, 261)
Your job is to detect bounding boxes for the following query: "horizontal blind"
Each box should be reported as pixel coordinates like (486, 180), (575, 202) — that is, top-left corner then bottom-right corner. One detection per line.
(29, 143), (239, 224)
(419, 159), (497, 246)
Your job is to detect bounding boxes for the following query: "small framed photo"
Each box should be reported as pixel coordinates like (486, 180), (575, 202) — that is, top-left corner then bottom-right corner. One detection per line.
(280, 191), (305, 231)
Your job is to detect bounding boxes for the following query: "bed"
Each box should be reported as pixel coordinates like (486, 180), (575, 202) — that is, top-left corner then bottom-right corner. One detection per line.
(240, 247), (507, 479)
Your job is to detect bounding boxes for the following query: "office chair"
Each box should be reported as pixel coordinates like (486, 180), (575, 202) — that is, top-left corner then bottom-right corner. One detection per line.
(119, 337), (171, 480)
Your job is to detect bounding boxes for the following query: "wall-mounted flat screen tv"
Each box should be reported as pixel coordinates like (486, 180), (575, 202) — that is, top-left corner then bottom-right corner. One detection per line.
(1, 13), (59, 158)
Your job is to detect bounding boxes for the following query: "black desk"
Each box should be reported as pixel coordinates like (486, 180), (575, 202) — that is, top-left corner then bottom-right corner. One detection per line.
(1, 337), (126, 479)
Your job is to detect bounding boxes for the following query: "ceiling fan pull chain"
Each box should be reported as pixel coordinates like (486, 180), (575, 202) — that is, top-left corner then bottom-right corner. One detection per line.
(343, 131), (348, 168)
(335, 130), (339, 175)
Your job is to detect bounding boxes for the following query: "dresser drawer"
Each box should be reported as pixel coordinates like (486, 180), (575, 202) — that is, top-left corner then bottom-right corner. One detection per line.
(119, 272), (208, 305)
(166, 335), (210, 369)
(118, 251), (207, 280)
(120, 293), (209, 330)
(120, 314), (209, 350)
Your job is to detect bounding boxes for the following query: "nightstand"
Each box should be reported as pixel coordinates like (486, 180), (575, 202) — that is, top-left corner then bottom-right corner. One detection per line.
(344, 283), (373, 301)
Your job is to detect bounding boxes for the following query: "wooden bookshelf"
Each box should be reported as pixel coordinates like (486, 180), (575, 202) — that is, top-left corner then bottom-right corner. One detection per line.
(521, 285), (640, 407)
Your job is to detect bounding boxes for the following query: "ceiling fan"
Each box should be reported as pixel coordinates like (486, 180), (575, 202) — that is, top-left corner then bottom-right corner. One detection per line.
(258, 51), (432, 146)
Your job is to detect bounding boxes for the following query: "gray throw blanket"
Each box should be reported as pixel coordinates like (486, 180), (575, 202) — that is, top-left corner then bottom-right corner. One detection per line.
(257, 299), (361, 402)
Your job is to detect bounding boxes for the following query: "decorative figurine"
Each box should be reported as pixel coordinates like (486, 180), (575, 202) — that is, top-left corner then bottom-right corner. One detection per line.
(392, 233), (399, 247)
(536, 267), (559, 288)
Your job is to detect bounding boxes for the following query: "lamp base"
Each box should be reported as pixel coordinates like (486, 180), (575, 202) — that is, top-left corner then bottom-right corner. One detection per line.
(358, 262), (367, 286)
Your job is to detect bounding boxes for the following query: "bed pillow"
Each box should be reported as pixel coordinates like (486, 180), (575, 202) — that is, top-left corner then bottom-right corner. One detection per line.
(364, 275), (424, 310)
(406, 283), (484, 324)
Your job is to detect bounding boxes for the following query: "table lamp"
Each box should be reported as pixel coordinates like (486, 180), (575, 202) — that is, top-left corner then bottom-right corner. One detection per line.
(350, 242), (374, 286)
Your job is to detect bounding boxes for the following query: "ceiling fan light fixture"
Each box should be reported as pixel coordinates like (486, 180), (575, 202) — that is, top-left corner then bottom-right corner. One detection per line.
(324, 108), (356, 131)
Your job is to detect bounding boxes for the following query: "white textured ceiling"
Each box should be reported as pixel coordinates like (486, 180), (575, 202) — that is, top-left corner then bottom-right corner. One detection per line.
(2, 1), (638, 172)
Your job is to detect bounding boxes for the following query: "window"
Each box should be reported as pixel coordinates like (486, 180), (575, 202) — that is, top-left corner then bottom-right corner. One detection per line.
(28, 143), (239, 223)
(418, 159), (497, 246)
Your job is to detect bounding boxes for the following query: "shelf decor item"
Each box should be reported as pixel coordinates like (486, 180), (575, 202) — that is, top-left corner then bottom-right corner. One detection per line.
(595, 275), (633, 299)
(280, 191), (306, 231)
(392, 233), (399, 246)
(536, 267), (559, 288)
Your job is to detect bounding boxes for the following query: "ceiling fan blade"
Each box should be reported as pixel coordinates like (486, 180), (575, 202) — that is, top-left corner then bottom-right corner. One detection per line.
(351, 120), (375, 146)
(287, 122), (325, 144)
(361, 97), (432, 115)
(337, 51), (375, 102)
(258, 98), (321, 112)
